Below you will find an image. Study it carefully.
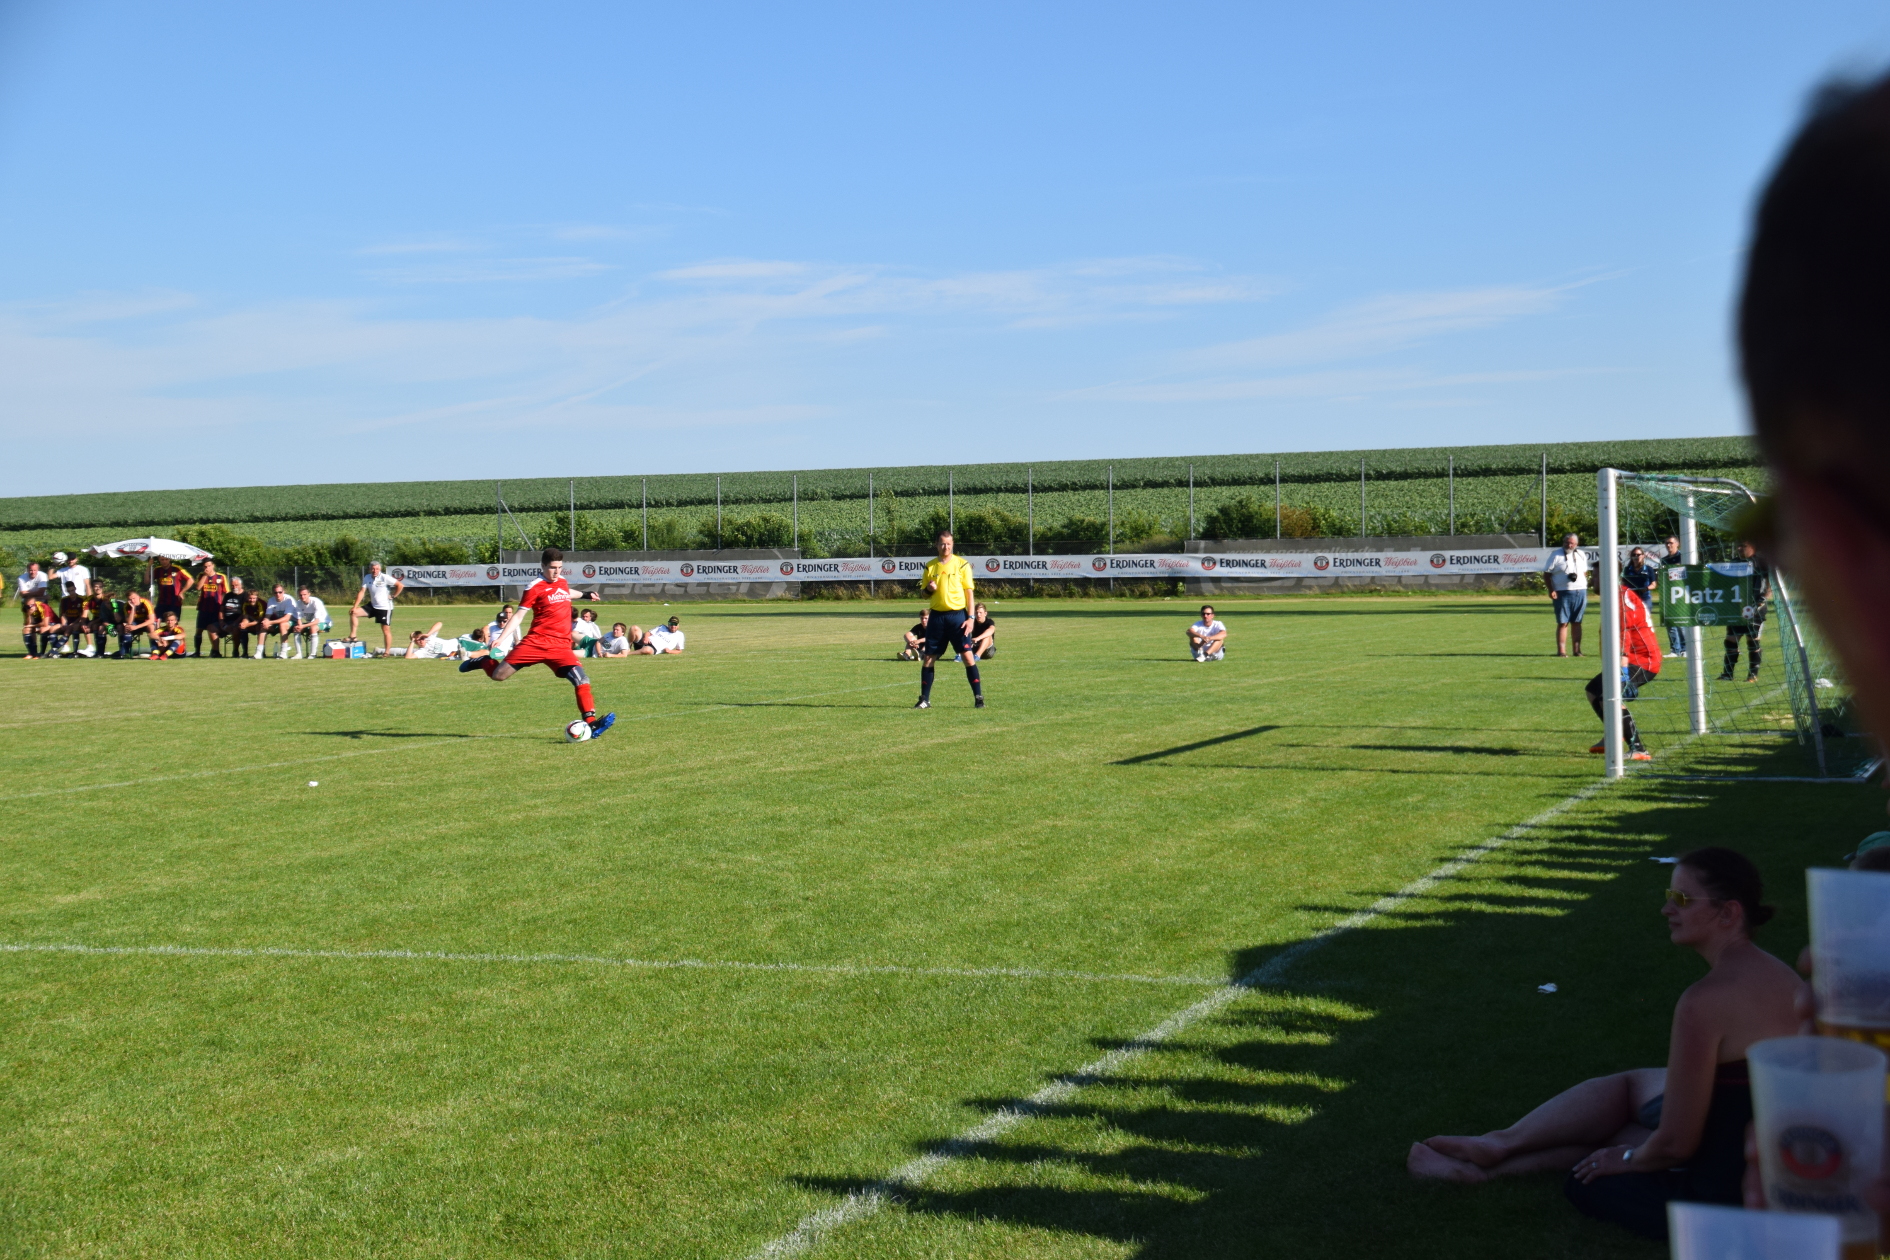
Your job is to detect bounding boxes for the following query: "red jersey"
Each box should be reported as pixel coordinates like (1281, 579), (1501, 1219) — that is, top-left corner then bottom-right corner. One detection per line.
(1621, 588), (1661, 675)
(518, 577), (577, 647)
(156, 568), (190, 600)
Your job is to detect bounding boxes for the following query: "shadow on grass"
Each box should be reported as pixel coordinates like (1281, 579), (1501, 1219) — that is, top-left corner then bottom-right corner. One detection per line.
(781, 741), (1877, 1258)
(304, 729), (479, 740)
(1113, 727), (1282, 765)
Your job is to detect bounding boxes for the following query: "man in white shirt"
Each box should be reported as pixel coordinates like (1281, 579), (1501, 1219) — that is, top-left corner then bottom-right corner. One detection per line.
(406, 621), (461, 659)
(571, 608), (604, 656)
(1546, 533), (1590, 657)
(1187, 605), (1227, 662)
(262, 584), (299, 658)
(349, 561), (405, 653)
(647, 615), (686, 654)
(50, 552), (91, 599)
(16, 561), (47, 603)
(291, 587), (329, 659)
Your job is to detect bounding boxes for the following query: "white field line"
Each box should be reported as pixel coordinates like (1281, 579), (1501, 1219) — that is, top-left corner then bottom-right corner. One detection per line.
(0, 941), (1222, 988)
(744, 773), (1619, 1259)
(0, 681), (913, 803)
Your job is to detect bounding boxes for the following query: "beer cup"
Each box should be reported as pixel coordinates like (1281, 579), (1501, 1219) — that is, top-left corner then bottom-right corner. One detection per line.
(1809, 867), (1890, 1049)
(1668, 1202), (1838, 1260)
(1749, 1035), (1887, 1260)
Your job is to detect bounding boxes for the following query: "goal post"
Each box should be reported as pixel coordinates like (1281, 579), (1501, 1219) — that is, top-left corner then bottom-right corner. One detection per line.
(1597, 468), (1856, 780)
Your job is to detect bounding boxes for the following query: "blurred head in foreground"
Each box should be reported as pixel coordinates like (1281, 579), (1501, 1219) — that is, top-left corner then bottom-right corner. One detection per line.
(1743, 74), (1890, 744)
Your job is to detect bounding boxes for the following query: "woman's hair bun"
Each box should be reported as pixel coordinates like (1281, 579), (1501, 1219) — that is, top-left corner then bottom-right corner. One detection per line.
(1677, 847), (1773, 933)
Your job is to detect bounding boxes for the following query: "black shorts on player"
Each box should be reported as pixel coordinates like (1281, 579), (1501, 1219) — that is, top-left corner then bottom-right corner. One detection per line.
(922, 610), (969, 660)
(365, 607), (391, 627)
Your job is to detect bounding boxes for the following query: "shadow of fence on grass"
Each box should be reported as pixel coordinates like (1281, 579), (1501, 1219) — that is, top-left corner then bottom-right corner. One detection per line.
(783, 743), (1866, 1257)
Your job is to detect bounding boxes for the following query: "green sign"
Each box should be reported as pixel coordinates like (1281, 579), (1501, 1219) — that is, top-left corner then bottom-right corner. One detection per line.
(1659, 563), (1756, 628)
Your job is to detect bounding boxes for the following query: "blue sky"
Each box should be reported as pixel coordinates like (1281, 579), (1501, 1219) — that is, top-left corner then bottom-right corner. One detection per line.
(2, 1), (1887, 496)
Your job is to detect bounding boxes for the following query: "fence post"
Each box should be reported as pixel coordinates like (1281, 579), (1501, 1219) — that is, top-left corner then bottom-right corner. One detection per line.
(569, 480), (575, 550)
(496, 481), (503, 599)
(716, 475), (722, 549)
(1188, 463), (1194, 539)
(948, 470), (954, 533)
(1275, 459), (1281, 539)
(1448, 455), (1455, 536)
(641, 478), (648, 550)
(792, 474), (798, 551)
(1540, 452), (1548, 546)
(1360, 457), (1367, 538)
(1108, 464), (1115, 594)
(1027, 466), (1033, 556)
(868, 472), (875, 598)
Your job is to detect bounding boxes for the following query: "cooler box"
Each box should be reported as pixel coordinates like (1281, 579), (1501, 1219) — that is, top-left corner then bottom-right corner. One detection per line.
(327, 640), (365, 659)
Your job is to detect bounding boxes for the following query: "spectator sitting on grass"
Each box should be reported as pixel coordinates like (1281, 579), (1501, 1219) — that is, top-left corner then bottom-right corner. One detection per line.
(1187, 605), (1226, 662)
(572, 607), (604, 656)
(152, 612), (186, 658)
(648, 616), (685, 654)
(599, 622), (632, 657)
(487, 604), (514, 645)
(405, 622), (462, 660)
(1408, 848), (1802, 1243)
(901, 609), (930, 660)
(967, 603), (996, 660)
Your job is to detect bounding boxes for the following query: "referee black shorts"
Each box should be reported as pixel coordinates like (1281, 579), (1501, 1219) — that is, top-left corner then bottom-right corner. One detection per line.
(923, 610), (970, 659)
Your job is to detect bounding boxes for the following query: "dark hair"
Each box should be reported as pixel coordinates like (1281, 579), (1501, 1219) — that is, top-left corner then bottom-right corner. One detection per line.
(1854, 847), (1890, 873)
(935, 529), (952, 542)
(1677, 847), (1776, 930)
(1741, 76), (1890, 492)
(541, 547), (563, 565)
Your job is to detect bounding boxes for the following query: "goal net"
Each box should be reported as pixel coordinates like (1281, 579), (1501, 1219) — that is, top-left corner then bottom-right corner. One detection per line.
(1596, 470), (1871, 781)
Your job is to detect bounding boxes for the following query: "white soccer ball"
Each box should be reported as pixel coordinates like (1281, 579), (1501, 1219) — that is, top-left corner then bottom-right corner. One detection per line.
(564, 719), (593, 743)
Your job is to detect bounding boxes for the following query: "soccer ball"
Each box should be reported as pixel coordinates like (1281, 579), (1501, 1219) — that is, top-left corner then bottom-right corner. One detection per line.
(564, 719), (593, 743)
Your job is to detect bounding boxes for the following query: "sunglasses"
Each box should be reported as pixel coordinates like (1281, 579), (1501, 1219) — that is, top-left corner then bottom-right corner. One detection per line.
(1663, 888), (1719, 908)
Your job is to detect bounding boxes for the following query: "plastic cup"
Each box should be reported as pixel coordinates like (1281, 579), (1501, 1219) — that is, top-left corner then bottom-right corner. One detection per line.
(1749, 1035), (1887, 1259)
(1669, 1202), (1838, 1260)
(1809, 868), (1890, 1049)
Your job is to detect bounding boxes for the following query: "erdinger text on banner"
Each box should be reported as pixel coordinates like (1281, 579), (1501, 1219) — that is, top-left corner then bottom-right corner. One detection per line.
(387, 548), (1611, 587)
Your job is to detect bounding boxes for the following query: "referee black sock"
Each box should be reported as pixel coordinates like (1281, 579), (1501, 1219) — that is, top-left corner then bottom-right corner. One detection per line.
(965, 664), (982, 698)
(920, 665), (935, 701)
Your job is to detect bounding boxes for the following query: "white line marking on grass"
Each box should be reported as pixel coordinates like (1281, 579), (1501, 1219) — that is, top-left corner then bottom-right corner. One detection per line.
(744, 773), (1618, 1259)
(0, 942), (1222, 988)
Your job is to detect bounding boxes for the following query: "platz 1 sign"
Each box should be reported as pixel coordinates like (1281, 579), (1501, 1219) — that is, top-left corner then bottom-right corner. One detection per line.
(1659, 563), (1756, 628)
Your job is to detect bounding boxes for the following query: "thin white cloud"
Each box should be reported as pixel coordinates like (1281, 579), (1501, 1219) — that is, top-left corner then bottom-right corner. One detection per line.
(356, 237), (487, 256)
(365, 257), (617, 284)
(659, 259), (813, 281)
(1188, 285), (1567, 369)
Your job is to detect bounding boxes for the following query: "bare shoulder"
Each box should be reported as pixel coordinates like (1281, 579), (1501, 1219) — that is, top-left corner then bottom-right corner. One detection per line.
(1678, 944), (1804, 1024)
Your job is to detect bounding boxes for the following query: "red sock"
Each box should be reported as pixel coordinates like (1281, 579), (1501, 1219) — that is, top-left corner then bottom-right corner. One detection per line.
(480, 658), (498, 677)
(575, 682), (595, 717)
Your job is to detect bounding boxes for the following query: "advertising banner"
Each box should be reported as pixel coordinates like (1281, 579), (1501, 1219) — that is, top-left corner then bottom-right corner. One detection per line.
(1659, 562), (1756, 628)
(388, 546), (1598, 588)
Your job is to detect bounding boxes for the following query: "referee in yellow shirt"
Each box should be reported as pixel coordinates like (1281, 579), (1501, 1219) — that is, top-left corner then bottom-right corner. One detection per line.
(916, 529), (984, 709)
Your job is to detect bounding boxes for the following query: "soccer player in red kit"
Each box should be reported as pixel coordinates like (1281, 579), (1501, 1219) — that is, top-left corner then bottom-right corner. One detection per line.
(461, 548), (616, 737)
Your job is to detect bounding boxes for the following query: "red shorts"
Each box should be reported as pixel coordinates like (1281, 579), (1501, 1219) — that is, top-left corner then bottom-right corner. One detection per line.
(504, 636), (581, 670)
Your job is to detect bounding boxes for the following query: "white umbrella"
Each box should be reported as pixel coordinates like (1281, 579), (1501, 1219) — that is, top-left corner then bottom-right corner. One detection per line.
(87, 537), (214, 562)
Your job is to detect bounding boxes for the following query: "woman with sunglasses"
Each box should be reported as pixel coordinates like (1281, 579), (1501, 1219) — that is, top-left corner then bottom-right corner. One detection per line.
(1408, 848), (1803, 1242)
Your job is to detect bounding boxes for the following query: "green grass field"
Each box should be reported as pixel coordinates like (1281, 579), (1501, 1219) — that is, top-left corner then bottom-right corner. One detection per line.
(0, 596), (1874, 1258)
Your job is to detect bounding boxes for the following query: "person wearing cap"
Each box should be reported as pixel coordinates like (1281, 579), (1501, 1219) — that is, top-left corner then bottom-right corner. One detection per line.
(1845, 832), (1890, 873)
(647, 616), (685, 654)
(50, 551), (91, 600)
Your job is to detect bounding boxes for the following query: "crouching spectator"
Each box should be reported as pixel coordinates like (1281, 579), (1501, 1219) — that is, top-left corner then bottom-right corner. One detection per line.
(967, 602), (996, 661)
(600, 622), (633, 657)
(648, 616), (685, 654)
(406, 621), (462, 659)
(152, 612), (187, 658)
(901, 609), (931, 660)
(1188, 605), (1226, 662)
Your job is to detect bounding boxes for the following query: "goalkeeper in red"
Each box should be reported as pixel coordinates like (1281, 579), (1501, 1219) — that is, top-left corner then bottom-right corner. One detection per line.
(914, 528), (984, 710)
(462, 547), (616, 738)
(1585, 583), (1661, 761)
